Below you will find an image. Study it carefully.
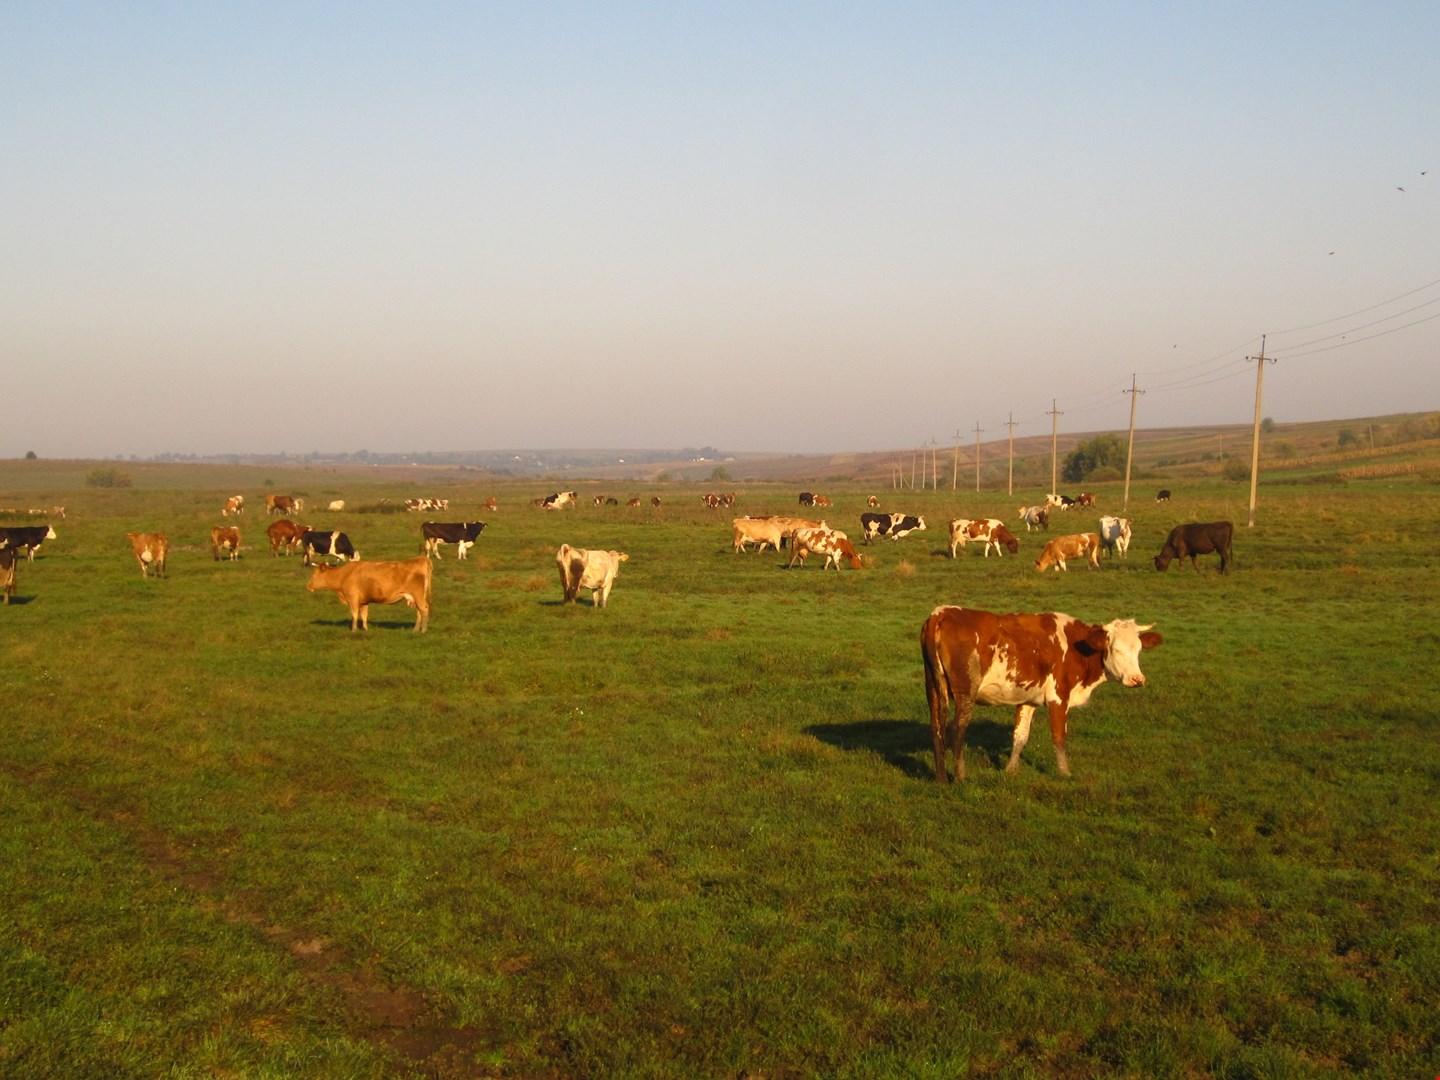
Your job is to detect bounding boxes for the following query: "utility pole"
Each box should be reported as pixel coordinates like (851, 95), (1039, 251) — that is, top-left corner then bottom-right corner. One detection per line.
(1005, 412), (1018, 496)
(910, 449), (917, 490)
(930, 439), (940, 490)
(973, 422), (984, 492)
(1122, 374), (1144, 511)
(1246, 335), (1275, 528)
(952, 430), (962, 492)
(1047, 399), (1064, 495)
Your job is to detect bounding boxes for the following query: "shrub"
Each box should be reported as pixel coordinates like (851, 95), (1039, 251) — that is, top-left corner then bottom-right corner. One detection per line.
(1222, 458), (1250, 482)
(709, 466), (733, 482)
(1062, 434), (1126, 483)
(1261, 416), (1276, 434)
(1337, 428), (1358, 448)
(24, 450), (37, 460)
(85, 468), (132, 488)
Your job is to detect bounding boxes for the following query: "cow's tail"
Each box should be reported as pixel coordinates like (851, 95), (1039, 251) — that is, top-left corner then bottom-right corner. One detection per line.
(921, 612), (952, 717)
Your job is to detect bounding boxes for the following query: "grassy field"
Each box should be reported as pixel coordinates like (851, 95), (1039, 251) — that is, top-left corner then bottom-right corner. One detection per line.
(2, 460), (1438, 1078)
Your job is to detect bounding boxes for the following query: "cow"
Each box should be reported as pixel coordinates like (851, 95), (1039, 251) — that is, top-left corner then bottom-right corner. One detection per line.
(921, 605), (1162, 781)
(1098, 516), (1132, 559)
(302, 530), (358, 566)
(798, 492), (816, 506)
(762, 516), (828, 548)
(866, 495), (879, 508)
(1155, 489), (1171, 503)
(422, 521), (486, 560)
(1154, 521), (1233, 574)
(788, 527), (864, 570)
(556, 544), (629, 607)
(49, 506), (66, 520)
(126, 532), (168, 579)
(719, 493), (736, 508)
(265, 494), (302, 515)
(1076, 492), (1096, 508)
(627, 497), (642, 508)
(1018, 505), (1050, 532)
(812, 494), (833, 508)
(0, 525), (56, 561)
(266, 519), (308, 557)
(482, 497), (499, 511)
(541, 491), (577, 511)
(733, 516), (786, 554)
(222, 495), (245, 517)
(307, 557), (432, 632)
(1045, 493), (1076, 510)
(1035, 532), (1102, 573)
(948, 518), (1020, 558)
(404, 497), (448, 512)
(650, 496), (662, 508)
(327, 500), (346, 512)
(0, 547), (16, 604)
(702, 493), (722, 509)
(210, 526), (241, 561)
(860, 513), (926, 544)
(605, 497), (619, 506)
(594, 495), (608, 508)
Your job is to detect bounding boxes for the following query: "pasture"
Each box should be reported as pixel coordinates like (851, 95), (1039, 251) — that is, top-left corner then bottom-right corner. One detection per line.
(2, 462), (1437, 1078)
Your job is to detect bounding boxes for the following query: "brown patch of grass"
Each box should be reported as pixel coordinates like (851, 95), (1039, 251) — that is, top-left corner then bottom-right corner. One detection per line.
(704, 627), (732, 641)
(895, 559), (915, 577)
(521, 574), (549, 592)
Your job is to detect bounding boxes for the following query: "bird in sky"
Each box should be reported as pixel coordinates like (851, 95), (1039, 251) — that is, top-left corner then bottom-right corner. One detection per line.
(1397, 186), (1406, 192)
(1328, 250), (1335, 255)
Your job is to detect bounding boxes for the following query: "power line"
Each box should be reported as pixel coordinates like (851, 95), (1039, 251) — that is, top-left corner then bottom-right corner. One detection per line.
(1269, 294), (1440, 353)
(1267, 274), (1440, 337)
(1269, 309), (1440, 360)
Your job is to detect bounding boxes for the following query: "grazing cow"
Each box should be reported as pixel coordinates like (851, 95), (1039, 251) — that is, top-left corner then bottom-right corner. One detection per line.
(627, 497), (642, 507)
(327, 500), (346, 512)
(422, 521), (486, 560)
(762, 516), (828, 548)
(210, 526), (241, 561)
(302, 530), (358, 566)
(867, 495), (880, 508)
(813, 494), (833, 508)
(221, 495), (244, 517)
(556, 544), (629, 607)
(0, 525), (57, 561)
(798, 492), (816, 506)
(266, 494), (303, 515)
(126, 532), (168, 579)
(948, 518), (1020, 558)
(0, 547), (16, 604)
(1045, 493), (1077, 510)
(733, 516), (786, 554)
(1154, 521), (1233, 574)
(482, 497), (499, 511)
(593, 495), (608, 507)
(1035, 532), (1101, 572)
(541, 491), (577, 511)
(1018, 505), (1050, 532)
(266, 519), (308, 557)
(404, 497), (449, 512)
(49, 506), (66, 520)
(650, 496), (662, 508)
(860, 512), (927, 544)
(921, 605), (1163, 781)
(1076, 492), (1096, 508)
(1155, 489), (1171, 503)
(1098, 516), (1132, 559)
(719, 493), (736, 508)
(789, 527), (864, 570)
(307, 557), (432, 633)
(702, 493), (722, 509)
(605, 497), (619, 506)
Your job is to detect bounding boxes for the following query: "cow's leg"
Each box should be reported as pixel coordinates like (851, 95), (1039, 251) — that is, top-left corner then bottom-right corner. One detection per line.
(1005, 705), (1035, 773)
(1047, 703), (1072, 777)
(950, 698), (972, 782)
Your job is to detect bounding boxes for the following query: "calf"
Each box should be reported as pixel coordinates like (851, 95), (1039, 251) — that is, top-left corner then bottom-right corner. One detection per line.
(1035, 532), (1101, 572)
(556, 544), (628, 607)
(1098, 516), (1132, 559)
(421, 521), (486, 560)
(922, 605), (1162, 781)
(307, 557), (432, 632)
(266, 519), (308, 557)
(0, 547), (16, 604)
(948, 518), (1019, 558)
(1154, 521), (1233, 574)
(210, 526), (241, 561)
(650, 496), (662, 508)
(0, 525), (57, 561)
(127, 532), (168, 579)
(301, 530), (358, 566)
(627, 497), (642, 508)
(866, 495), (880, 508)
(482, 497), (499, 511)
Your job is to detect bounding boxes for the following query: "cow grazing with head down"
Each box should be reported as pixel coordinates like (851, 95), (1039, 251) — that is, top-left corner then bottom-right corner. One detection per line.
(1155, 489), (1172, 503)
(327, 500), (346, 512)
(541, 491), (577, 511)
(422, 521), (486, 560)
(1045, 493), (1076, 510)
(798, 492), (816, 507)
(0, 548), (16, 604)
(1035, 532), (1101, 572)
(266, 494), (301, 515)
(1076, 492), (1096, 508)
(127, 532), (168, 579)
(733, 516), (786, 554)
(921, 605), (1162, 781)
(812, 494), (833, 508)
(1018, 505), (1050, 532)
(860, 512), (926, 544)
(482, 497), (499, 511)
(556, 544), (628, 607)
(301, 530), (358, 566)
(1155, 521), (1233, 574)
(307, 557), (432, 632)
(627, 497), (642, 508)
(788, 527), (864, 570)
(210, 526), (241, 561)
(650, 496), (662, 508)
(266, 519), (308, 557)
(948, 518), (1020, 558)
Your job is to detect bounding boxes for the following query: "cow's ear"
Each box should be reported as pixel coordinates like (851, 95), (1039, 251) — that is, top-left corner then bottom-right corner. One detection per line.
(1074, 626), (1108, 656)
(1140, 631), (1164, 649)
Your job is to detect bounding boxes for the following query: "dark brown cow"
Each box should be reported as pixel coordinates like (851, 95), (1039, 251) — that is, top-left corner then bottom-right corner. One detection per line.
(266, 494), (301, 516)
(921, 605), (1162, 782)
(1154, 521), (1233, 574)
(266, 519), (309, 557)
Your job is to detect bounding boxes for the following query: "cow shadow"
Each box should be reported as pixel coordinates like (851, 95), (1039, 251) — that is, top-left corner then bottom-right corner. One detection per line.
(308, 618), (417, 631)
(805, 717), (1016, 779)
(2, 595), (36, 606)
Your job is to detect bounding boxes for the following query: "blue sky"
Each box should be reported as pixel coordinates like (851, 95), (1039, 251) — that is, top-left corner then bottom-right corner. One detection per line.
(3, 3), (1436, 456)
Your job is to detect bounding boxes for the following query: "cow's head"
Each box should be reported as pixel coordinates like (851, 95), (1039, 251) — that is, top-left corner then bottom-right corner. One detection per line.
(1079, 619), (1163, 687)
(1001, 531), (1019, 554)
(1153, 550), (1173, 571)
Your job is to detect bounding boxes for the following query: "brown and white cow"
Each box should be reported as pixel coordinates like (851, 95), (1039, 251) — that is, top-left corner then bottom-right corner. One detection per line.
(702, 493), (722, 509)
(921, 605), (1162, 781)
(0, 547), (16, 604)
(650, 496), (662, 508)
(1076, 492), (1096, 508)
(482, 496), (499, 511)
(222, 495), (245, 517)
(307, 557), (432, 632)
(556, 544), (628, 607)
(210, 526), (241, 561)
(788, 527), (864, 570)
(812, 494), (833, 508)
(1036, 535), (1100, 576)
(1035, 532), (1101, 572)
(265, 494), (301, 516)
(266, 519), (309, 557)
(127, 532), (168, 579)
(948, 518), (1020, 558)
(866, 495), (880, 508)
(627, 497), (642, 508)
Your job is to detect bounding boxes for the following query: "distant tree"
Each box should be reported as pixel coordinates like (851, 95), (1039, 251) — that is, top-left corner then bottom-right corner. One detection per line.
(85, 467), (132, 488)
(1061, 433), (1125, 483)
(24, 450), (37, 460)
(1277, 442), (1297, 459)
(1260, 416), (1276, 434)
(1222, 458), (1249, 482)
(1337, 428), (1358, 448)
(709, 466), (733, 482)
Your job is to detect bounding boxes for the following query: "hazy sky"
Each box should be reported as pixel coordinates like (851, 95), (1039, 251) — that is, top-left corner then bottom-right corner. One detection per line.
(4, 2), (1437, 457)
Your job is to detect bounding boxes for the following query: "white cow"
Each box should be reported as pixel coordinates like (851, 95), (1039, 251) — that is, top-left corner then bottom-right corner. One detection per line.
(556, 544), (629, 607)
(1098, 515), (1132, 559)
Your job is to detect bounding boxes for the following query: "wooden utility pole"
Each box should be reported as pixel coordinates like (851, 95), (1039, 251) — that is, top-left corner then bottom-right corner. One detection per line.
(1047, 399), (1064, 495)
(972, 422), (984, 492)
(910, 449), (917, 490)
(952, 430), (962, 492)
(1005, 412), (1018, 496)
(1246, 335), (1274, 528)
(1122, 374), (1144, 511)
(930, 440), (940, 490)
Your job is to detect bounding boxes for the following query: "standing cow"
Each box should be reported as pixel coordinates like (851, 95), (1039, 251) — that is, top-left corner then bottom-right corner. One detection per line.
(210, 526), (241, 561)
(127, 532), (169, 579)
(556, 544), (628, 607)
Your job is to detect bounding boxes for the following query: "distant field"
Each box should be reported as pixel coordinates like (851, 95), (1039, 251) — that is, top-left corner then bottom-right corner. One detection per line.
(2, 460), (1438, 1077)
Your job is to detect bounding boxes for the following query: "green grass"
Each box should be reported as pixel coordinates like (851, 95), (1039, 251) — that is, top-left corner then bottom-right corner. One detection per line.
(2, 464), (1438, 1077)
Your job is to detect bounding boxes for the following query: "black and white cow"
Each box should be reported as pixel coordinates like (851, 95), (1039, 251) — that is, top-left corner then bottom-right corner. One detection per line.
(859, 512), (927, 544)
(0, 525), (57, 561)
(1155, 489), (1172, 503)
(421, 521), (487, 560)
(541, 491), (578, 511)
(301, 530), (358, 566)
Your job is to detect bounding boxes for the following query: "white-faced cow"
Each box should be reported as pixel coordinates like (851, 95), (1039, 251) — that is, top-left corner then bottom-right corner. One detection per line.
(307, 557), (431, 632)
(210, 526), (241, 561)
(0, 525), (57, 561)
(221, 495), (245, 517)
(556, 544), (628, 607)
(1098, 516), (1132, 559)
(127, 532), (169, 579)
(921, 605), (1162, 781)
(422, 521), (486, 560)
(1154, 521), (1233, 574)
